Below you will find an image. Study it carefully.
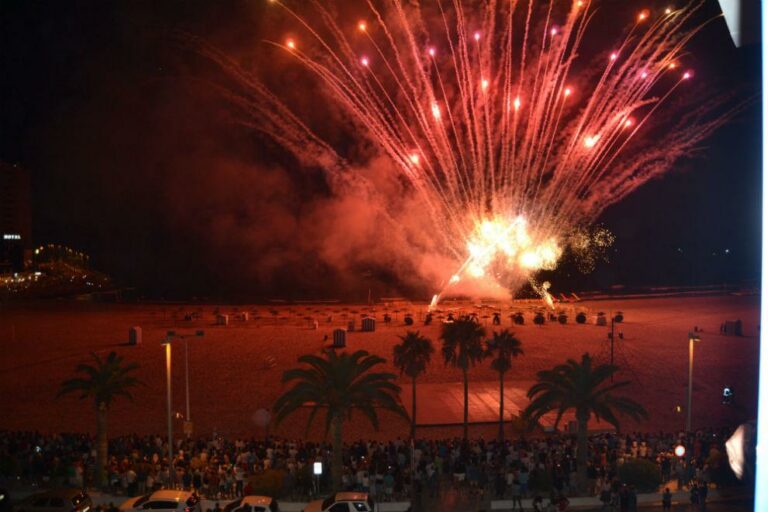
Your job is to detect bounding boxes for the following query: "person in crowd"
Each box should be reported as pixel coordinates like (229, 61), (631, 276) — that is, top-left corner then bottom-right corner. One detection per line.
(662, 487), (672, 511)
(0, 428), (736, 504)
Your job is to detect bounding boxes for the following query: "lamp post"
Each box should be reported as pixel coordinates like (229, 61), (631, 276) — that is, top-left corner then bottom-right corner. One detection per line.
(166, 330), (204, 435)
(687, 332), (701, 432)
(162, 340), (174, 486)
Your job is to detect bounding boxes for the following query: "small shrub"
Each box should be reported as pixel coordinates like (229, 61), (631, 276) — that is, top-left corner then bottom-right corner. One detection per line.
(614, 312), (624, 323)
(513, 312), (525, 325)
(557, 313), (567, 324)
(576, 312), (587, 324)
(534, 312), (545, 325)
(618, 459), (661, 492)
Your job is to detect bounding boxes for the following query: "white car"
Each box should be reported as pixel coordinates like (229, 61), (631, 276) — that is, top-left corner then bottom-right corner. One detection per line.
(303, 493), (376, 512)
(223, 496), (279, 512)
(119, 494), (148, 512)
(120, 491), (201, 512)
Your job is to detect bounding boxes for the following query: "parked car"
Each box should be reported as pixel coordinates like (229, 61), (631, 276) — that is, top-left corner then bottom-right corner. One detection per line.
(303, 493), (375, 512)
(119, 491), (200, 512)
(14, 490), (91, 512)
(223, 496), (279, 512)
(118, 494), (150, 512)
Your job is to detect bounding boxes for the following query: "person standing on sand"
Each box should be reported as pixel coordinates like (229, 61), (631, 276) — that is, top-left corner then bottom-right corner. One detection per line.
(662, 488), (672, 511)
(627, 485), (637, 512)
(689, 482), (699, 510)
(698, 481), (708, 512)
(510, 478), (523, 511)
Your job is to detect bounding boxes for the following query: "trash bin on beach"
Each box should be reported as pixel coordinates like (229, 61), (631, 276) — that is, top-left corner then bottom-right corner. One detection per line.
(361, 317), (375, 332)
(128, 326), (142, 345)
(333, 329), (346, 348)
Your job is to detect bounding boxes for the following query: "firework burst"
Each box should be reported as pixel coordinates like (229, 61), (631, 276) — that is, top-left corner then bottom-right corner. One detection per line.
(194, 0), (742, 303)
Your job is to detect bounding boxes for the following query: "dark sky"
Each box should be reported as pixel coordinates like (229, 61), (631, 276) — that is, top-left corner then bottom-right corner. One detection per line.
(0, 0), (761, 301)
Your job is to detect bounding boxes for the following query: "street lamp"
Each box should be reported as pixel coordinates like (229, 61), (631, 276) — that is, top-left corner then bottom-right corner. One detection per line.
(161, 340), (173, 486)
(687, 332), (701, 432)
(166, 330), (204, 435)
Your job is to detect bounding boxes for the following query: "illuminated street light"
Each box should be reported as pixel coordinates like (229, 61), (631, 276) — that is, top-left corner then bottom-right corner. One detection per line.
(161, 340), (173, 485)
(166, 330), (205, 436)
(675, 444), (686, 458)
(687, 332), (701, 431)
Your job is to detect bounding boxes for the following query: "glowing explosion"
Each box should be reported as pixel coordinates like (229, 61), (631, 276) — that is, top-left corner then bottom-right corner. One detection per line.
(194, 0), (741, 304)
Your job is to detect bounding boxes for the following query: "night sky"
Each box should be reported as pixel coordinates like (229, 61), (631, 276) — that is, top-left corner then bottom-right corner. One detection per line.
(0, 0), (761, 301)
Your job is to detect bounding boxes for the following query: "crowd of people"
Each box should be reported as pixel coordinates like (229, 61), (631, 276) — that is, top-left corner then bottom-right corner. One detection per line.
(0, 427), (735, 505)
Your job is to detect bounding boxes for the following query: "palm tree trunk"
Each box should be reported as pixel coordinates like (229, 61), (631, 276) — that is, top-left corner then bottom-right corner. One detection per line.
(576, 410), (589, 492)
(411, 375), (417, 441)
(331, 414), (343, 491)
(463, 367), (469, 440)
(498, 372), (505, 442)
(96, 401), (108, 489)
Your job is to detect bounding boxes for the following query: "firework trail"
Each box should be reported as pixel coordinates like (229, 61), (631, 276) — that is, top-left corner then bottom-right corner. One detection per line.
(194, 0), (742, 304)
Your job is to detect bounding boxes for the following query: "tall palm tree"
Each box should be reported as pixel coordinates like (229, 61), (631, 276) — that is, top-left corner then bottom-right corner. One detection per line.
(485, 330), (524, 441)
(273, 349), (406, 490)
(441, 316), (486, 440)
(58, 351), (141, 489)
(524, 353), (648, 489)
(393, 331), (434, 440)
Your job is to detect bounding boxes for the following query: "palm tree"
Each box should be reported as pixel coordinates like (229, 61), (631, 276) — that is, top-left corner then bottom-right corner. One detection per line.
(524, 353), (648, 489)
(393, 331), (434, 440)
(273, 349), (406, 490)
(58, 351), (141, 488)
(485, 329), (524, 441)
(441, 316), (486, 440)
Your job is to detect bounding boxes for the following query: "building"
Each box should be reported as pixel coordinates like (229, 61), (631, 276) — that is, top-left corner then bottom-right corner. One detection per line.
(0, 163), (32, 273)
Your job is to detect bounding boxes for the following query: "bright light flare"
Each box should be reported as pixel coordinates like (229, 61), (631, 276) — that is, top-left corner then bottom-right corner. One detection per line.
(726, 424), (751, 479)
(474, 31), (481, 42)
(481, 78), (489, 91)
(431, 102), (441, 120)
(638, 10), (650, 22)
(360, 56), (370, 67)
(465, 217), (561, 279)
(286, 38), (296, 50)
(564, 86), (572, 97)
(610, 52), (618, 61)
(584, 134), (600, 148)
(408, 153), (420, 165)
(358, 21), (367, 32)
(513, 97), (521, 111)
(427, 47), (436, 57)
